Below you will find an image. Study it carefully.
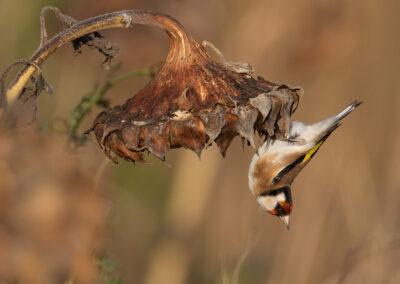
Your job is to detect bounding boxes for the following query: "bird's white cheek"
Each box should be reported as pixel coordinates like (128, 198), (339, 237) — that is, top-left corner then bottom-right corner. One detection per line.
(275, 192), (286, 202)
(257, 196), (277, 211)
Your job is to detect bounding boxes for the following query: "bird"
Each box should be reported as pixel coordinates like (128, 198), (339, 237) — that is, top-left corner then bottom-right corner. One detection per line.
(248, 101), (361, 229)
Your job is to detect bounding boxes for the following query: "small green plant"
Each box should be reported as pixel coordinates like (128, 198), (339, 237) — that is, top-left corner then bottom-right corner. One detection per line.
(69, 62), (155, 144)
(96, 253), (124, 284)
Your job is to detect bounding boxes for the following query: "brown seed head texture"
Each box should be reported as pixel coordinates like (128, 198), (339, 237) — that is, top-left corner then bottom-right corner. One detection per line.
(87, 12), (302, 163)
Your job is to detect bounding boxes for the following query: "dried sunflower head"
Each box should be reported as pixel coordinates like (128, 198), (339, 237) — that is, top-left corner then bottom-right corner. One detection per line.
(88, 12), (302, 163)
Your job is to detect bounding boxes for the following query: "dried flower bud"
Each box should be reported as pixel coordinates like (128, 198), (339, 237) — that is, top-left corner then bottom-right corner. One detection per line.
(88, 12), (301, 163)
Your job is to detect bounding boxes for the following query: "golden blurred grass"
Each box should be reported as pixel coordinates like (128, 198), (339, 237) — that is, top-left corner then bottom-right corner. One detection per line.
(0, 129), (107, 283)
(0, 0), (399, 283)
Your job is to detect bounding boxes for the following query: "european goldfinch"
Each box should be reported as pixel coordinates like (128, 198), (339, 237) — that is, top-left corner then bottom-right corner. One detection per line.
(248, 101), (361, 228)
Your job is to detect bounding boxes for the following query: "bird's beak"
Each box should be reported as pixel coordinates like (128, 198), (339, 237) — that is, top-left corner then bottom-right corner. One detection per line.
(280, 215), (290, 230)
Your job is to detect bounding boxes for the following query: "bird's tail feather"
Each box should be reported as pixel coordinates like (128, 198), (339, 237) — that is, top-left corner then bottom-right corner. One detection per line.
(295, 101), (361, 144)
(318, 101), (362, 143)
(336, 101), (362, 121)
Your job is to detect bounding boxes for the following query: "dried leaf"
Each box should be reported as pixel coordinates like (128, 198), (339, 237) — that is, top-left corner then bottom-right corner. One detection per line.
(275, 86), (302, 136)
(72, 32), (119, 68)
(108, 132), (144, 163)
(170, 117), (206, 157)
(215, 127), (237, 157)
(5, 77), (51, 128)
(143, 123), (170, 160)
(214, 113), (238, 157)
(121, 125), (141, 150)
(264, 97), (281, 136)
(249, 93), (272, 120)
(39, 6), (119, 68)
(100, 122), (121, 146)
(231, 106), (258, 148)
(0, 60), (52, 127)
(198, 108), (226, 145)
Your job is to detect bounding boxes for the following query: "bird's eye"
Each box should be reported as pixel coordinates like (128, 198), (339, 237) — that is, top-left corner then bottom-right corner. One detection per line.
(272, 175), (281, 184)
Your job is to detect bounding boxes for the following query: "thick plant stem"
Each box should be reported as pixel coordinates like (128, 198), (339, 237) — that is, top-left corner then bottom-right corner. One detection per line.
(6, 9), (190, 105)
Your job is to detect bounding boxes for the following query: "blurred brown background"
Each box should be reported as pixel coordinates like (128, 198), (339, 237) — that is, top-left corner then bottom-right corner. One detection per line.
(0, 0), (399, 283)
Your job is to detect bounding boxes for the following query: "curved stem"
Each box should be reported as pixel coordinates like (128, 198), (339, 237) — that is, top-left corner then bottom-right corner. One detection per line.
(6, 9), (191, 105)
(0, 59), (45, 109)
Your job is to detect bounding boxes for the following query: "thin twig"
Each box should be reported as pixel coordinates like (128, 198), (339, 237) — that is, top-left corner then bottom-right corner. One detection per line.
(40, 6), (78, 47)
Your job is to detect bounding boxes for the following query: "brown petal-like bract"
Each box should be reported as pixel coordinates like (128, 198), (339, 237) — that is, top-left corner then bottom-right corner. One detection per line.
(88, 12), (301, 163)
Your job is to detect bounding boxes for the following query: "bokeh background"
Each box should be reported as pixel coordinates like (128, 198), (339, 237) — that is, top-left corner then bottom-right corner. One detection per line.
(1, 0), (399, 283)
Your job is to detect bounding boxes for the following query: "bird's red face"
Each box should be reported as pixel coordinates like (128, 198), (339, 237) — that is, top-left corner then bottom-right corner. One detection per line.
(268, 200), (293, 216)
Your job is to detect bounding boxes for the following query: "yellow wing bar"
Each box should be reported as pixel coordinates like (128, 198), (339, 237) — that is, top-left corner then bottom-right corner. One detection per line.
(302, 140), (324, 164)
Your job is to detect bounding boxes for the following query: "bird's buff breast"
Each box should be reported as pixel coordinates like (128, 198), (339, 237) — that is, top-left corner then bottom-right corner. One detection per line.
(249, 155), (280, 196)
